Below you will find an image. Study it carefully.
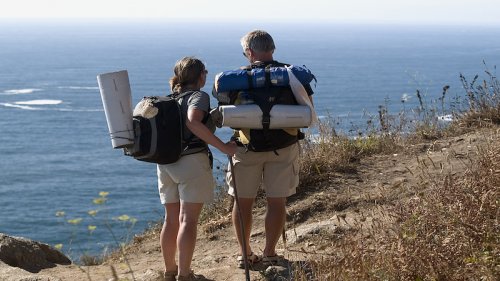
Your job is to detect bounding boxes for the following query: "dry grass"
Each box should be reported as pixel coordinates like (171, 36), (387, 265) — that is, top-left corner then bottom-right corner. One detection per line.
(389, 144), (499, 280)
(288, 70), (500, 280)
(300, 132), (499, 280)
(284, 131), (499, 281)
(458, 67), (500, 127)
(299, 119), (402, 188)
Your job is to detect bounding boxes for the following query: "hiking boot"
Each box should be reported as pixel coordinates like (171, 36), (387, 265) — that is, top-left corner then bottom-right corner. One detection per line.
(176, 271), (207, 281)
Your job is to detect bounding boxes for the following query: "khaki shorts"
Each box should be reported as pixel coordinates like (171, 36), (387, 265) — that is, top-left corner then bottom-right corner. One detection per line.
(157, 152), (215, 204)
(227, 143), (300, 198)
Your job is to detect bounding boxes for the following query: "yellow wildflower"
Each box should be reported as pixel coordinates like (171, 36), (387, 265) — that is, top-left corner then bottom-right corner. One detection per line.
(115, 215), (130, 221)
(88, 225), (97, 233)
(93, 198), (107, 205)
(67, 218), (83, 225)
(99, 191), (109, 197)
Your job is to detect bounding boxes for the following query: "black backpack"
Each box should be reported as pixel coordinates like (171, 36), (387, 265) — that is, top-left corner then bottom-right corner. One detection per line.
(214, 61), (304, 152)
(124, 91), (198, 164)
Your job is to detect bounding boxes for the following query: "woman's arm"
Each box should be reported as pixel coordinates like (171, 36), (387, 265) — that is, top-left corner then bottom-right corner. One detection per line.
(186, 108), (237, 156)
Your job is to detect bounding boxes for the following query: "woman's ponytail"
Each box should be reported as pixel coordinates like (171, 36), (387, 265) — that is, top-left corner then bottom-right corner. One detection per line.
(169, 57), (205, 94)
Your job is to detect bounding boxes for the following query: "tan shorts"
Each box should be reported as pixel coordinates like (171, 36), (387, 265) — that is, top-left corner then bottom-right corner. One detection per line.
(227, 143), (300, 198)
(157, 152), (215, 204)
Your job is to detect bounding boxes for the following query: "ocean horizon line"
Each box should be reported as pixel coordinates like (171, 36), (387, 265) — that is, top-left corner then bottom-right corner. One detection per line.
(1, 18), (500, 28)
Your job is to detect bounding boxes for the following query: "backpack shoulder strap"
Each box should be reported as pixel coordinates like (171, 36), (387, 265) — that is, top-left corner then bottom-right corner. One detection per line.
(174, 90), (210, 148)
(170, 90), (195, 101)
(173, 91), (209, 122)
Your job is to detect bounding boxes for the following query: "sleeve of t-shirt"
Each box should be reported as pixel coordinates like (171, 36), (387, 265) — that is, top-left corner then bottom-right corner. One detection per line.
(187, 91), (210, 113)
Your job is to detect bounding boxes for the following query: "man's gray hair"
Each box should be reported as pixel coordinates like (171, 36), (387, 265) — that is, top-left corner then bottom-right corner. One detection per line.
(240, 30), (275, 53)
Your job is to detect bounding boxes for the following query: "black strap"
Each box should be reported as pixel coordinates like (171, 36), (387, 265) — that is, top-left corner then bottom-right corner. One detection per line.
(170, 90), (196, 101)
(262, 66), (275, 131)
(302, 64), (318, 87)
(246, 70), (254, 90)
(175, 90), (211, 150)
(264, 65), (272, 87)
(245, 61), (295, 135)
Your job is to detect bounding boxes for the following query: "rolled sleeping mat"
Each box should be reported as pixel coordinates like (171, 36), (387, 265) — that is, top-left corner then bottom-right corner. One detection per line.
(97, 70), (134, 148)
(220, 104), (312, 129)
(214, 65), (315, 93)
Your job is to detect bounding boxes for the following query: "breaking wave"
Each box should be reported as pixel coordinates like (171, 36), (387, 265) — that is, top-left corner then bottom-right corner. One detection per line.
(58, 86), (99, 90)
(15, 99), (63, 105)
(0, 102), (103, 112)
(438, 114), (453, 122)
(1, 88), (42, 95)
(0, 103), (41, 110)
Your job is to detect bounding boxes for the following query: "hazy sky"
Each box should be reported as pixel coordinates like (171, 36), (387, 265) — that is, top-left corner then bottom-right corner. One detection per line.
(2, 0), (500, 25)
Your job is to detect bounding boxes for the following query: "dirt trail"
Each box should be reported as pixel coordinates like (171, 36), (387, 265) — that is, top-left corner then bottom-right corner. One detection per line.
(28, 127), (498, 281)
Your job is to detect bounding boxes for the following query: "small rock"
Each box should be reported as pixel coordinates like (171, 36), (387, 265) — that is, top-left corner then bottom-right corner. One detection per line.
(265, 265), (290, 280)
(134, 269), (164, 281)
(214, 256), (225, 263)
(251, 231), (263, 237)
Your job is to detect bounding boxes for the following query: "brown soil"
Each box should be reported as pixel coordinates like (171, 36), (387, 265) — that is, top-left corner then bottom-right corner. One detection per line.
(28, 127), (499, 280)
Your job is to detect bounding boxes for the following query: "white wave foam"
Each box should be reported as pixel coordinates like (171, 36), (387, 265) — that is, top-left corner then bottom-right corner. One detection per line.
(438, 114), (453, 122)
(2, 88), (42, 95)
(57, 108), (104, 112)
(58, 86), (99, 90)
(15, 99), (63, 105)
(0, 103), (41, 110)
(0, 102), (103, 112)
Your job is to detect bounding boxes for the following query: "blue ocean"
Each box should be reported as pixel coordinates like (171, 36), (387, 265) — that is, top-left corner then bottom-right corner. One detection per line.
(0, 20), (499, 260)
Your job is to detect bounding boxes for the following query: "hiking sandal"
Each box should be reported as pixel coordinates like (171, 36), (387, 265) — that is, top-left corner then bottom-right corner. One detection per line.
(237, 252), (261, 268)
(164, 271), (176, 281)
(163, 268), (177, 281)
(176, 271), (207, 281)
(262, 254), (284, 266)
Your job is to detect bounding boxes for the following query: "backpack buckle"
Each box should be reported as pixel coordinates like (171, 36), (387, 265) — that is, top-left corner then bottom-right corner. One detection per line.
(262, 115), (271, 130)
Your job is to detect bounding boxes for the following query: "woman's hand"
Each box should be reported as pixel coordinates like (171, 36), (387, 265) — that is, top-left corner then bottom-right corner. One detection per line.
(222, 141), (238, 157)
(187, 108), (236, 156)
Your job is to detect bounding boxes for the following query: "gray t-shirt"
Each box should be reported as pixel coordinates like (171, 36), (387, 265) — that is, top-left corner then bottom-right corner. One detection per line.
(179, 91), (214, 155)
